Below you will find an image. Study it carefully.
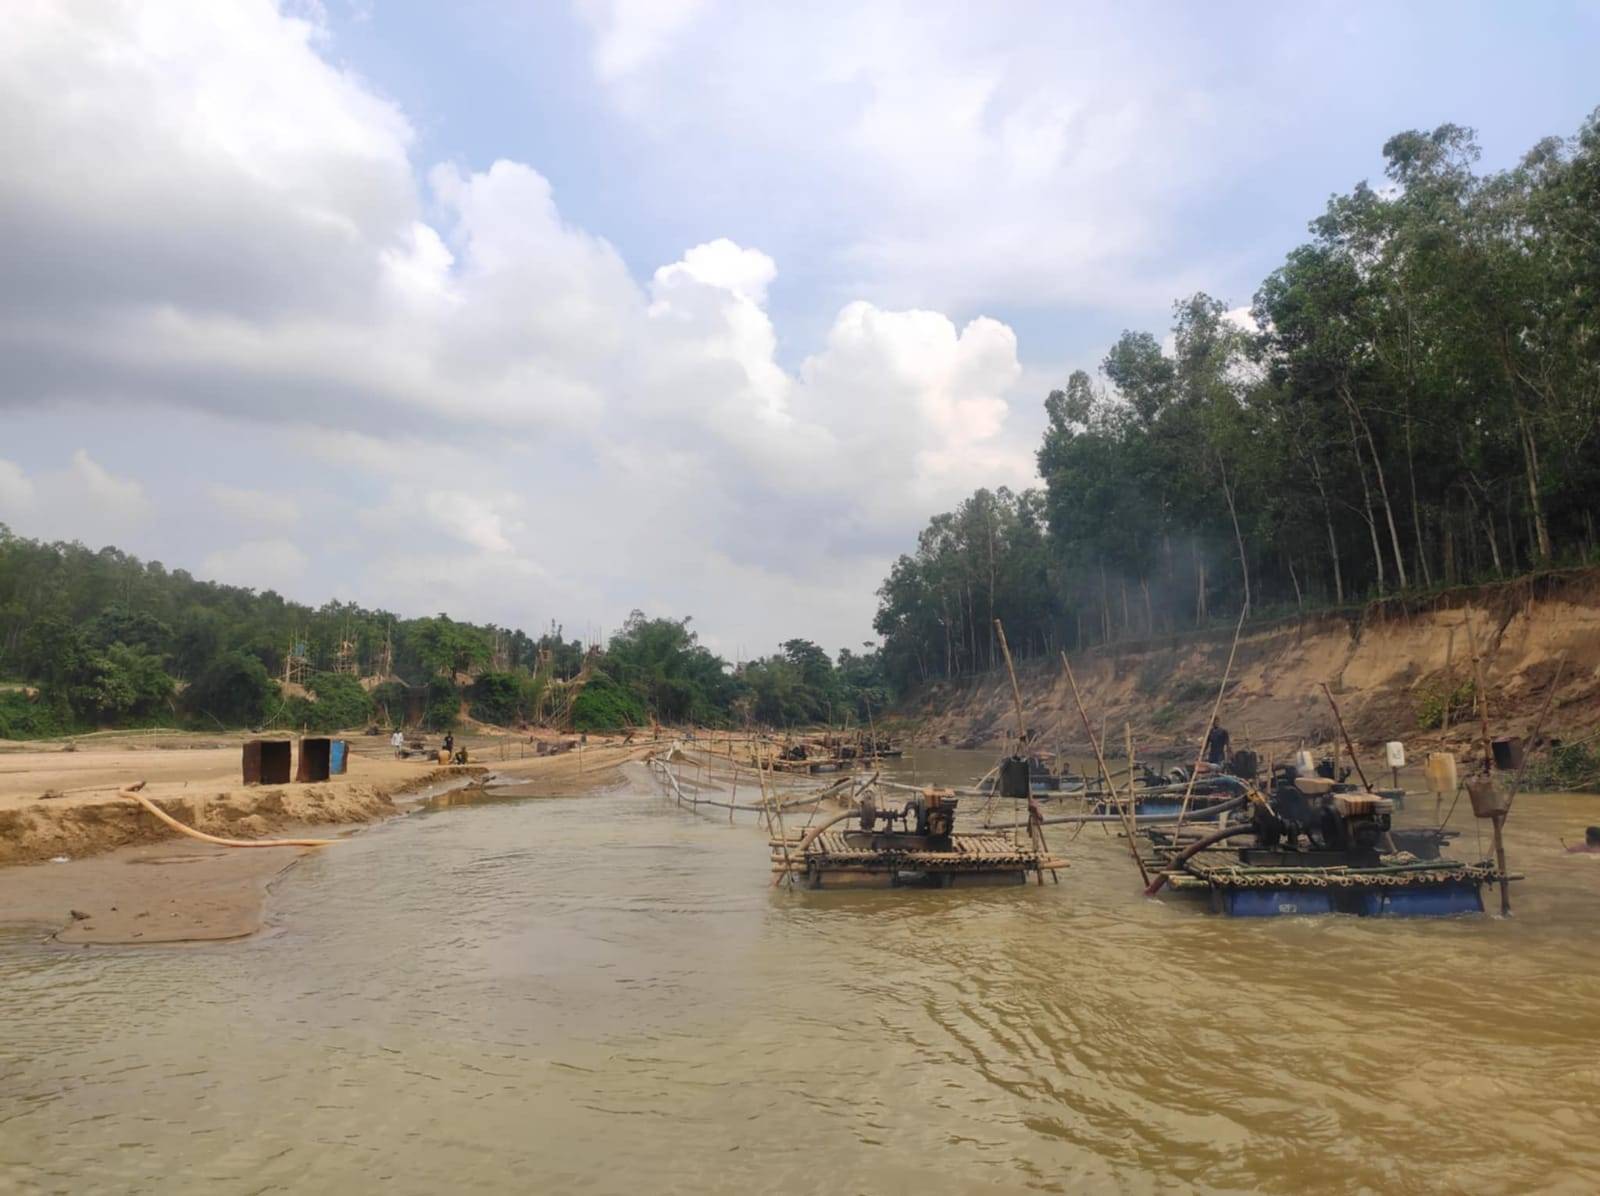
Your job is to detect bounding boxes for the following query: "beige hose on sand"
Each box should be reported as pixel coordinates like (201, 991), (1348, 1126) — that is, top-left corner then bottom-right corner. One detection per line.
(119, 787), (341, 849)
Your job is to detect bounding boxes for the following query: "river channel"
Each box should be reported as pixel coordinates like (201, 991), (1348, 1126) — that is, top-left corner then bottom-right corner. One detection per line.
(4, 749), (1599, 1193)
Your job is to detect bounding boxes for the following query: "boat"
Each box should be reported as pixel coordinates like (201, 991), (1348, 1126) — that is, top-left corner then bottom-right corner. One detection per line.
(1138, 763), (1511, 917)
(770, 788), (1065, 889)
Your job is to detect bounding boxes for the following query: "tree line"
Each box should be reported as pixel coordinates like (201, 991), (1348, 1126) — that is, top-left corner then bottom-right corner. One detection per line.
(874, 114), (1600, 690)
(0, 527), (888, 737)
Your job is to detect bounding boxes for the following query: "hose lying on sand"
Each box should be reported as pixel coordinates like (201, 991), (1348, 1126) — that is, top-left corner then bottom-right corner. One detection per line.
(118, 787), (341, 849)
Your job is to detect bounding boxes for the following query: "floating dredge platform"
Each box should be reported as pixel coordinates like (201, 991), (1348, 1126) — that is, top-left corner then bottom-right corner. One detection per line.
(1140, 767), (1514, 917)
(771, 788), (1066, 889)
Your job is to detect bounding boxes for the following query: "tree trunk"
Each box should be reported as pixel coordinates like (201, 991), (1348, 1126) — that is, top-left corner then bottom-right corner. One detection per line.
(1404, 410), (1432, 587)
(985, 506), (998, 670)
(1518, 408), (1552, 562)
(1308, 451), (1344, 604)
(1341, 383), (1408, 589)
(1141, 577), (1153, 636)
(1217, 454), (1251, 611)
(1099, 564), (1111, 643)
(1288, 555), (1303, 608)
(1346, 405), (1386, 594)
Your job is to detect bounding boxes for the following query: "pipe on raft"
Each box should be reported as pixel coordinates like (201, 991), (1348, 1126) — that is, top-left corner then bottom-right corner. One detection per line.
(984, 794), (1247, 831)
(1143, 822), (1259, 897)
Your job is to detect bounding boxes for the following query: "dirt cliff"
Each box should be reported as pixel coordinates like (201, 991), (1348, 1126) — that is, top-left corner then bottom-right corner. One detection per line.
(904, 569), (1600, 764)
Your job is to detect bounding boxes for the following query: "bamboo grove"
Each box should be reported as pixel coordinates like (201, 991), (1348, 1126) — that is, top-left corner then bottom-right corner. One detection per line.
(874, 116), (1600, 689)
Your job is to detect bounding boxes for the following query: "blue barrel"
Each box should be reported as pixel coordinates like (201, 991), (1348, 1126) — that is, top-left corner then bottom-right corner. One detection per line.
(1378, 884), (1483, 917)
(330, 739), (348, 775)
(1225, 889), (1334, 917)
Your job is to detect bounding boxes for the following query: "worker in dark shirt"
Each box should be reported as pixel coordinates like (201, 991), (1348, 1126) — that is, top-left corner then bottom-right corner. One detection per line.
(1204, 719), (1231, 766)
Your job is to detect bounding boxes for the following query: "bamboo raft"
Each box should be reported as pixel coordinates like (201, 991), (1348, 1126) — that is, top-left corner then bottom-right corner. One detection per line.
(770, 826), (1066, 889)
(1141, 825), (1514, 917)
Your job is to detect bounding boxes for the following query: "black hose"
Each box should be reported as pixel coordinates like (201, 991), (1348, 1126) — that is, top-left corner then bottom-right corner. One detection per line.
(1144, 822), (1259, 896)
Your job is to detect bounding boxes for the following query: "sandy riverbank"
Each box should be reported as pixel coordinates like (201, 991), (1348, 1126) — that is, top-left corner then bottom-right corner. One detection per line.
(0, 729), (660, 944)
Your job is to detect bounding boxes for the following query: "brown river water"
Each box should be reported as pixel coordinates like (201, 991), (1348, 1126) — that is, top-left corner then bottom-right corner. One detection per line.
(3, 748), (1599, 1194)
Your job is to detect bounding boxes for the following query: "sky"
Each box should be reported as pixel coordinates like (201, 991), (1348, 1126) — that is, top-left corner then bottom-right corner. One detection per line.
(1, 1), (1596, 660)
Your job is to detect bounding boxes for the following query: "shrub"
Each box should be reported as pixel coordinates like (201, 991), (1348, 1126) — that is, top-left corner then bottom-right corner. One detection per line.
(423, 678), (459, 731)
(469, 672), (525, 725)
(571, 670), (647, 732)
(304, 672), (374, 730)
(0, 689), (71, 739)
(1525, 741), (1600, 792)
(185, 651), (278, 727)
(277, 673), (375, 732)
(1415, 679), (1475, 731)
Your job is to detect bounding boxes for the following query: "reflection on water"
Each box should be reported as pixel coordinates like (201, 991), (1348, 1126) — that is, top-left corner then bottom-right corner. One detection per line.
(4, 751), (1600, 1193)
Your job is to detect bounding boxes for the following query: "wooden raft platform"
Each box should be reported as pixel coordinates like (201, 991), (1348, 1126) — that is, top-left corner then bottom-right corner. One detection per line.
(771, 829), (1067, 889)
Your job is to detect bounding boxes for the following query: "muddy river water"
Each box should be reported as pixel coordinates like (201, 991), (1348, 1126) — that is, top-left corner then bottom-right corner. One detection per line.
(4, 749), (1600, 1193)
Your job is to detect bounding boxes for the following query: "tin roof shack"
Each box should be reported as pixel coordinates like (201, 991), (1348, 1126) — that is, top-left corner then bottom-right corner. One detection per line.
(296, 737), (332, 783)
(242, 739), (293, 785)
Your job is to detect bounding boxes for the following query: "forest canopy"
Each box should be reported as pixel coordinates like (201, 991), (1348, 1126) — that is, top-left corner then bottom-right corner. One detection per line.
(0, 529), (888, 737)
(873, 114), (1600, 690)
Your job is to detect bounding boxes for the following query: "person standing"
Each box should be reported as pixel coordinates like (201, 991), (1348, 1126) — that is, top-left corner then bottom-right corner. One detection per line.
(390, 727), (404, 757)
(1205, 719), (1231, 767)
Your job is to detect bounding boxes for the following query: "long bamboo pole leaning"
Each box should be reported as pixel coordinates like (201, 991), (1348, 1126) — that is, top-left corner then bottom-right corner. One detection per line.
(1319, 683), (1372, 791)
(1461, 608), (1511, 914)
(1059, 650), (1147, 885)
(1176, 603), (1249, 825)
(760, 737), (797, 889)
(993, 620), (1060, 883)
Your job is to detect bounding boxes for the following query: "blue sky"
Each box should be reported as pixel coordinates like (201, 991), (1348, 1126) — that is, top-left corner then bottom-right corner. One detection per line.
(0, 1), (1595, 657)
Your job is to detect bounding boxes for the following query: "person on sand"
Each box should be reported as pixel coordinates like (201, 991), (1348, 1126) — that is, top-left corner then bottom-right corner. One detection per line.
(1205, 719), (1231, 767)
(390, 728), (404, 757)
(442, 733), (454, 758)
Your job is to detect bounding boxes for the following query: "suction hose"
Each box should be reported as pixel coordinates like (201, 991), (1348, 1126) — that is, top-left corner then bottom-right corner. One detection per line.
(1143, 822), (1258, 897)
(119, 787), (341, 849)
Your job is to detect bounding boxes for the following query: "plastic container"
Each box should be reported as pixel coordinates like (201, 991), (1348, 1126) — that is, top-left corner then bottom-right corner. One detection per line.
(1385, 741), (1406, 769)
(1492, 737), (1524, 772)
(1425, 752), (1458, 797)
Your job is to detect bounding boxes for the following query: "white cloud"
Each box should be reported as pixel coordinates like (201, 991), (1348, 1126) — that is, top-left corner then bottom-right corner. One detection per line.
(202, 537), (310, 591)
(578, 0), (707, 81)
(208, 484), (300, 527)
(653, 239), (777, 306)
(575, 1), (1242, 312)
(0, 459), (36, 514)
(68, 450), (149, 515)
(0, 2), (1046, 649)
(0, 451), (152, 546)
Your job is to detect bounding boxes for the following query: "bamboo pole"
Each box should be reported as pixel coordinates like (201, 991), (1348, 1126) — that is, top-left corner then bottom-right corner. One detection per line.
(994, 622), (1060, 883)
(1461, 610), (1513, 914)
(1176, 603), (1249, 824)
(760, 738), (795, 888)
(1060, 650), (1147, 884)
(1319, 683), (1372, 791)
